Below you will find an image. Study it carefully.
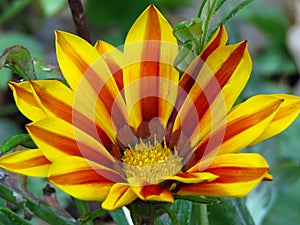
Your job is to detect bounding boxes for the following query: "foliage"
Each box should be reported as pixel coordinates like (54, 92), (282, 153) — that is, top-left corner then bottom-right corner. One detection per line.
(0, 0), (299, 224)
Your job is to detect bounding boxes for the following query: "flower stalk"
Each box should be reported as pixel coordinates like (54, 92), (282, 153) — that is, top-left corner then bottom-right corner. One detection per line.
(67, 0), (91, 43)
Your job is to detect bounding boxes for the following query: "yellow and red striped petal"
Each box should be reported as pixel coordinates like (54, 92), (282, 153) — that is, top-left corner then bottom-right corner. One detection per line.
(0, 149), (51, 177)
(29, 80), (73, 123)
(56, 31), (128, 140)
(26, 117), (116, 167)
(123, 5), (179, 129)
(178, 153), (269, 197)
(217, 95), (282, 154)
(176, 25), (228, 101)
(185, 95), (283, 170)
(167, 172), (218, 184)
(49, 156), (116, 201)
(8, 82), (47, 121)
(173, 40), (251, 149)
(251, 94), (300, 145)
(94, 40), (124, 91)
(101, 183), (137, 210)
(200, 25), (228, 61)
(25, 80), (115, 149)
(131, 184), (174, 203)
(55, 30), (100, 90)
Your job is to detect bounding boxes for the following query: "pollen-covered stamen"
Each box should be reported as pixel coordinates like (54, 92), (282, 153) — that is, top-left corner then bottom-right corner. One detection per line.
(122, 136), (182, 184)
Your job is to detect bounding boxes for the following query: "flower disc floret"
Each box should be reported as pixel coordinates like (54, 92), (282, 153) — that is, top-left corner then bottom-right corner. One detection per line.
(122, 137), (182, 184)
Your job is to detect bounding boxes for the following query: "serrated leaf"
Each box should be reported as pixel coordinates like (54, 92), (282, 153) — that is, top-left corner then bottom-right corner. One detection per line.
(219, 198), (255, 225)
(0, 134), (36, 154)
(0, 46), (36, 80)
(0, 207), (31, 225)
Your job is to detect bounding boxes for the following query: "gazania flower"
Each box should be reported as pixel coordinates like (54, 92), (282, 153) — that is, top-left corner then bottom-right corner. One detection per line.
(0, 5), (300, 211)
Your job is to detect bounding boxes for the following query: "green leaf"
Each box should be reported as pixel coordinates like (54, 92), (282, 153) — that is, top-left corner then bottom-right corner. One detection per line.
(0, 46), (36, 80)
(219, 198), (255, 225)
(0, 207), (31, 225)
(0, 33), (44, 59)
(0, 134), (36, 154)
(109, 208), (130, 225)
(174, 195), (220, 204)
(165, 199), (204, 225)
(173, 18), (202, 46)
(173, 18), (202, 73)
(33, 58), (63, 80)
(173, 42), (197, 74)
(0, 44), (63, 82)
(209, 0), (254, 40)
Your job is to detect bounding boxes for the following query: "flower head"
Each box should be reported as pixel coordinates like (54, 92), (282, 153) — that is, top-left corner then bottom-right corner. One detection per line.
(1, 5), (300, 210)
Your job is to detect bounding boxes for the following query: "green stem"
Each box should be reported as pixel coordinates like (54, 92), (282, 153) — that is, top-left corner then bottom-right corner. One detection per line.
(78, 208), (106, 224)
(160, 205), (179, 225)
(199, 203), (209, 225)
(200, 0), (218, 51)
(71, 197), (93, 225)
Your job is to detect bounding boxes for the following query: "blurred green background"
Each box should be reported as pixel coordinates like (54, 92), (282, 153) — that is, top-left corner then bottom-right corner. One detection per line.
(0, 0), (299, 224)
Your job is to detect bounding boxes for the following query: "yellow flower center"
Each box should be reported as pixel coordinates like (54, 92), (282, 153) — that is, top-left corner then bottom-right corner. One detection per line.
(122, 137), (182, 184)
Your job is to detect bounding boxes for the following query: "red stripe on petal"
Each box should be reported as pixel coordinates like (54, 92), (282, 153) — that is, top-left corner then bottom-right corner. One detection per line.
(50, 170), (111, 185)
(144, 5), (161, 40)
(139, 7), (162, 121)
(56, 32), (89, 73)
(206, 167), (268, 183)
(27, 125), (116, 167)
(1, 155), (50, 170)
(27, 125), (82, 156)
(176, 42), (248, 138)
(184, 99), (282, 170)
(200, 25), (226, 61)
(84, 68), (127, 129)
(135, 184), (174, 202)
(30, 82), (73, 123)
